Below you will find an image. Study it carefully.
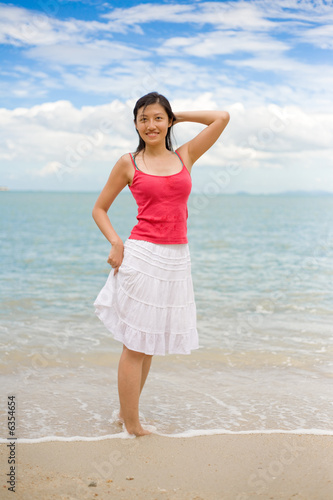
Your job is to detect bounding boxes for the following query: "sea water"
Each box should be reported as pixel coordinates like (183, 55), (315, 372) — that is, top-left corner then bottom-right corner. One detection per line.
(1, 191), (332, 442)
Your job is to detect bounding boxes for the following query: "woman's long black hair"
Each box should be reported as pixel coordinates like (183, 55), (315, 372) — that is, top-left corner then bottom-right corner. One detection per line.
(133, 92), (176, 155)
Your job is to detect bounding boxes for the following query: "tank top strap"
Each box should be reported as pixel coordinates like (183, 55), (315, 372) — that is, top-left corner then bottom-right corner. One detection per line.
(129, 153), (140, 171)
(175, 150), (185, 167)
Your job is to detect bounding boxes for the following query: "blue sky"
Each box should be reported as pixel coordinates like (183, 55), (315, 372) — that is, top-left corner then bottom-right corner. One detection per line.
(1, 0), (333, 193)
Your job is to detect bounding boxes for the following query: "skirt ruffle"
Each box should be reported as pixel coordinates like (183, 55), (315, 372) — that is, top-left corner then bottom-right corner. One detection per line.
(93, 238), (199, 355)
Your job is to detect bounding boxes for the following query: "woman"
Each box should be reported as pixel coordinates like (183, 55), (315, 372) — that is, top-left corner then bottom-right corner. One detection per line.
(93, 92), (230, 436)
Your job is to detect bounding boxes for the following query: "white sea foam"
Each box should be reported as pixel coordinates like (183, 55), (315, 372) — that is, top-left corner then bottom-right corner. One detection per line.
(160, 428), (333, 438)
(1, 428), (332, 444)
(0, 433), (132, 444)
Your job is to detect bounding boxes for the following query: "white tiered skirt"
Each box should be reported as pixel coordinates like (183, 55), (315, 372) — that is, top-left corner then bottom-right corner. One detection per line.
(93, 239), (199, 355)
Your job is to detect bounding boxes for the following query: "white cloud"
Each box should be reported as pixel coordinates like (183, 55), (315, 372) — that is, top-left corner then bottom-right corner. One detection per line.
(0, 100), (135, 177)
(100, 0), (333, 38)
(102, 1), (278, 32)
(226, 54), (333, 104)
(37, 161), (63, 177)
(0, 4), (85, 46)
(257, 0), (333, 22)
(157, 30), (289, 57)
(0, 96), (332, 193)
(101, 3), (194, 28)
(25, 40), (147, 67)
(1, 0), (332, 52)
(300, 24), (333, 49)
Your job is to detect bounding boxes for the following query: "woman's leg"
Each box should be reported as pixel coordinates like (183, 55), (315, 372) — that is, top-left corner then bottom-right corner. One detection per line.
(118, 345), (152, 436)
(140, 354), (153, 393)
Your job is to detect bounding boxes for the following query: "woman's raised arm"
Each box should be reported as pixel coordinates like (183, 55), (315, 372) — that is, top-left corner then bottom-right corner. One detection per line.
(174, 110), (230, 169)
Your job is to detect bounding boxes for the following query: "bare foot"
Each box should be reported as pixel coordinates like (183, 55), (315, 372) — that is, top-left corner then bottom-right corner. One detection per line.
(119, 407), (151, 436)
(125, 424), (151, 437)
(116, 413), (124, 427)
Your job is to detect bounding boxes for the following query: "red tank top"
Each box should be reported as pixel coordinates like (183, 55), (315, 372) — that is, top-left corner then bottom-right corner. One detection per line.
(128, 150), (192, 244)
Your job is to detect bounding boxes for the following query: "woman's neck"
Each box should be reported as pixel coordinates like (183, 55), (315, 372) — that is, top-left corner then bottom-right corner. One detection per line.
(143, 144), (171, 157)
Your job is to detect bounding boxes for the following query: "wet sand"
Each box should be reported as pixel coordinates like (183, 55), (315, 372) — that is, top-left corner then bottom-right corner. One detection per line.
(1, 433), (332, 499)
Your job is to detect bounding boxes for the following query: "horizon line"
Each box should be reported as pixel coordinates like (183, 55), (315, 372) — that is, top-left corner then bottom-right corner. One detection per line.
(1, 189), (333, 196)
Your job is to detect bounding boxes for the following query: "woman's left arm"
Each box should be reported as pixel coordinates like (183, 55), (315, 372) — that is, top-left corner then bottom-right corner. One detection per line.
(174, 110), (230, 169)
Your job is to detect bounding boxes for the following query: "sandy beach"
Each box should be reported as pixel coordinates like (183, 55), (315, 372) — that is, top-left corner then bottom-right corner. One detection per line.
(1, 433), (332, 499)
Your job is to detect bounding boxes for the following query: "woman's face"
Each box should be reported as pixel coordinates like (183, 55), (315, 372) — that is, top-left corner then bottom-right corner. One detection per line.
(135, 103), (172, 146)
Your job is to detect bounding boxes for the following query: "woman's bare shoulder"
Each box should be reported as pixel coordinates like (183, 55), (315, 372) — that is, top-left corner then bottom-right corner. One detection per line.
(112, 153), (133, 170)
(117, 153), (132, 165)
(175, 146), (193, 173)
(115, 153), (135, 184)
